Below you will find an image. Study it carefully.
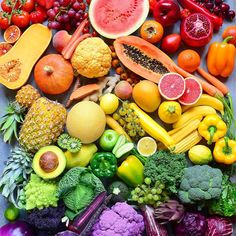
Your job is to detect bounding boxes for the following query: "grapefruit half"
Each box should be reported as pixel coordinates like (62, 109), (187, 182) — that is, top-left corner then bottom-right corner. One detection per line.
(89, 0), (149, 39)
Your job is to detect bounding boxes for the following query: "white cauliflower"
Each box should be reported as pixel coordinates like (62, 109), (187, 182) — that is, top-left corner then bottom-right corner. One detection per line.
(71, 37), (112, 78)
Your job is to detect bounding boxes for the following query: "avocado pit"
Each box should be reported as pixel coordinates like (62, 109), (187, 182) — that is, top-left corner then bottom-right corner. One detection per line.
(39, 151), (59, 173)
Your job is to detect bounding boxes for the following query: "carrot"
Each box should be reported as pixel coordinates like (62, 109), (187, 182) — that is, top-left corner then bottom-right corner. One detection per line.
(69, 83), (100, 102)
(62, 19), (88, 59)
(173, 64), (223, 97)
(62, 33), (91, 60)
(66, 77), (81, 108)
(197, 67), (229, 95)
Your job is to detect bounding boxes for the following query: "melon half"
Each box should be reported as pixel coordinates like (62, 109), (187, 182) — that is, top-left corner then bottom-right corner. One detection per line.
(89, 0), (149, 39)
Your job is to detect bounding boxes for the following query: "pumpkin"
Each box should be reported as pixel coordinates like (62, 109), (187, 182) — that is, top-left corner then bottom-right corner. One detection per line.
(0, 24), (52, 90)
(34, 54), (74, 95)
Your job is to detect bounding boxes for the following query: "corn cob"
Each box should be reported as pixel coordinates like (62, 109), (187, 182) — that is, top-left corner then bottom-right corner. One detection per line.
(173, 131), (202, 154)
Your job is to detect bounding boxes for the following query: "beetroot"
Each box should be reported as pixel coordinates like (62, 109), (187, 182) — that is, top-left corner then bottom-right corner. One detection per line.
(180, 13), (213, 47)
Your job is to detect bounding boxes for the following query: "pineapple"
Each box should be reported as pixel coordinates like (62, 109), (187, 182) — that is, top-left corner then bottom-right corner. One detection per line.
(15, 84), (41, 109)
(0, 146), (33, 208)
(19, 97), (67, 153)
(0, 101), (26, 143)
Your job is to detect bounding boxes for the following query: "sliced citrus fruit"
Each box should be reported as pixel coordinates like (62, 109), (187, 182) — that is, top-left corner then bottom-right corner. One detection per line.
(0, 42), (12, 56)
(4, 25), (21, 44)
(137, 137), (157, 157)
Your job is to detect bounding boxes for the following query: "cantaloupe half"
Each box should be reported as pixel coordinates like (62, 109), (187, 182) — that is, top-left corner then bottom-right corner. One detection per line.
(0, 24), (52, 90)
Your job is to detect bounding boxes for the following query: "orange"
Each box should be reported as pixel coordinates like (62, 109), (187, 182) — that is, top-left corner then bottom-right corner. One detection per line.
(177, 49), (201, 73)
(4, 25), (21, 44)
(140, 20), (164, 44)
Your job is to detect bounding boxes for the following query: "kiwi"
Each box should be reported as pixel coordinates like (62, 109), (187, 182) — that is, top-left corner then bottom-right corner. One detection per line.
(67, 137), (82, 153)
(57, 133), (71, 149)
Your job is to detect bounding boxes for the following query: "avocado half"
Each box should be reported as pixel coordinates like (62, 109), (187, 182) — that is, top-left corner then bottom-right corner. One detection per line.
(32, 145), (66, 179)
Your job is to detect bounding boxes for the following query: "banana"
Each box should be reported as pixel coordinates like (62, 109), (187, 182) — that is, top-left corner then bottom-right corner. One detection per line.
(173, 106), (217, 129)
(182, 94), (224, 115)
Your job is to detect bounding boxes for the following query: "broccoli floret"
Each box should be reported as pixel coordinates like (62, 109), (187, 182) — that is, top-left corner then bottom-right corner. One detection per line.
(27, 201), (66, 230)
(178, 165), (223, 204)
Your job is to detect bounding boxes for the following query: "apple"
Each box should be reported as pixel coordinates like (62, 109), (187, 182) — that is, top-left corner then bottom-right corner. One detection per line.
(99, 129), (119, 151)
(153, 0), (180, 27)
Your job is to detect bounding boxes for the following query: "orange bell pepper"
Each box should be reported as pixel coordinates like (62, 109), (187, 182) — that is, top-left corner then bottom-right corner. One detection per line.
(207, 36), (236, 78)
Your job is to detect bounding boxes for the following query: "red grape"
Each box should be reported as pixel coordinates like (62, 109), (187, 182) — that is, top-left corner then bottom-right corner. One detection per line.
(80, 2), (86, 11)
(68, 9), (76, 17)
(53, 6), (60, 14)
(47, 9), (56, 19)
(53, 1), (60, 7)
(73, 1), (81, 10)
(221, 3), (230, 12)
(62, 13), (70, 22)
(57, 15), (64, 23)
(227, 10), (236, 20)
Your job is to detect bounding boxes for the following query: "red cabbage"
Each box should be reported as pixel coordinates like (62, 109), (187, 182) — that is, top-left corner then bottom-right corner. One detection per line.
(175, 212), (207, 236)
(206, 216), (233, 236)
(0, 221), (34, 236)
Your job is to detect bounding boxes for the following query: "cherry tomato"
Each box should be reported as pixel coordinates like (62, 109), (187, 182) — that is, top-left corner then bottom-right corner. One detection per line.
(161, 33), (182, 54)
(149, 0), (157, 12)
(21, 0), (35, 13)
(30, 9), (45, 23)
(0, 13), (10, 29)
(140, 20), (164, 44)
(1, 0), (19, 13)
(35, 5), (47, 20)
(12, 11), (30, 28)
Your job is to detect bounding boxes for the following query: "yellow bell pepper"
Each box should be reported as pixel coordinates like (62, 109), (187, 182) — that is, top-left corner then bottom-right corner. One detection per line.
(207, 36), (236, 78)
(198, 114), (227, 145)
(117, 155), (144, 187)
(213, 137), (236, 165)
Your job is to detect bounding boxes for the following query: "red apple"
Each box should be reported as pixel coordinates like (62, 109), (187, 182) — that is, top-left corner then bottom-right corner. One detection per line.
(153, 0), (180, 27)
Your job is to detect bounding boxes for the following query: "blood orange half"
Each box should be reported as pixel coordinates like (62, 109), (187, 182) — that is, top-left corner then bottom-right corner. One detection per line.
(89, 0), (149, 39)
(158, 73), (185, 100)
(178, 77), (202, 105)
(4, 25), (21, 44)
(0, 42), (12, 56)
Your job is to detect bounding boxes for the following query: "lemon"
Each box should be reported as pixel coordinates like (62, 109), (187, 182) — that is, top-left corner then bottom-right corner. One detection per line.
(137, 137), (157, 157)
(188, 145), (212, 165)
(100, 93), (119, 114)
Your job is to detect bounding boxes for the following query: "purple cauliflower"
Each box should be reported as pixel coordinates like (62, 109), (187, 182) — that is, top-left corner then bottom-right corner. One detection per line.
(91, 202), (144, 236)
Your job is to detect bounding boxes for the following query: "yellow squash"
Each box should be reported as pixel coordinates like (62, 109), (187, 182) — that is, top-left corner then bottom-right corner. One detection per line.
(0, 24), (52, 89)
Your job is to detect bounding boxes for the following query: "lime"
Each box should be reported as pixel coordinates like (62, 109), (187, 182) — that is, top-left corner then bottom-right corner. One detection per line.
(4, 204), (20, 221)
(137, 137), (157, 157)
(188, 145), (212, 164)
(100, 93), (119, 114)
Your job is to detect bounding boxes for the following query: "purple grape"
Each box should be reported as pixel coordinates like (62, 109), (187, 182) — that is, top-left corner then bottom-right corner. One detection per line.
(53, 1), (60, 7)
(227, 10), (236, 20)
(75, 12), (81, 20)
(50, 21), (61, 29)
(68, 9), (76, 17)
(57, 15), (64, 23)
(215, 0), (222, 6)
(221, 3), (230, 12)
(62, 13), (70, 22)
(205, 2), (214, 10)
(70, 18), (77, 26)
(73, 1), (81, 10)
(59, 0), (71, 7)
(213, 6), (221, 15)
(53, 6), (60, 14)
(47, 9), (56, 19)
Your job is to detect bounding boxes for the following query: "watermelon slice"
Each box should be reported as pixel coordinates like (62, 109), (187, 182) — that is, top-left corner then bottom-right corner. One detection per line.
(158, 73), (185, 100)
(178, 77), (202, 105)
(89, 0), (149, 39)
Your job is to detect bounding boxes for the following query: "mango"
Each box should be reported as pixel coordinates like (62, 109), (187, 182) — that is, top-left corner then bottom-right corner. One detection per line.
(65, 144), (98, 168)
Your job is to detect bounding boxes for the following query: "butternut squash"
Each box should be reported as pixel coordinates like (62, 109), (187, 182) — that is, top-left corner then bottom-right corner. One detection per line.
(0, 24), (52, 90)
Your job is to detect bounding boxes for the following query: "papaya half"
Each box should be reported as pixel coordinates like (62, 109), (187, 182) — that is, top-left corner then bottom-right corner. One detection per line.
(0, 24), (52, 90)
(114, 36), (223, 97)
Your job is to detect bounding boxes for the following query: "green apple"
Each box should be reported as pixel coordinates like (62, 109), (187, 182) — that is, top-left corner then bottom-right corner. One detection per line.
(99, 129), (119, 151)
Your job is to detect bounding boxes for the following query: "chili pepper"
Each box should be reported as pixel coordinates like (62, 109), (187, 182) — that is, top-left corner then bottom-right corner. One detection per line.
(117, 155), (144, 187)
(213, 137), (236, 164)
(198, 114), (227, 145)
(177, 0), (223, 30)
(90, 152), (117, 178)
(207, 36), (236, 78)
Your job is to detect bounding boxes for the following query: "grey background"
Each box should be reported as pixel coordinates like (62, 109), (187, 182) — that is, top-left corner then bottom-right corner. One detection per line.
(0, 0), (235, 227)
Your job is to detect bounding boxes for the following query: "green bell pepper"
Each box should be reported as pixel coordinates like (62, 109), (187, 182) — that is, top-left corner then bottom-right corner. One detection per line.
(90, 152), (117, 178)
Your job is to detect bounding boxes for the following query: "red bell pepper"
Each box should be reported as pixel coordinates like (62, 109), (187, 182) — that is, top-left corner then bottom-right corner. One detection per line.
(177, 0), (223, 30)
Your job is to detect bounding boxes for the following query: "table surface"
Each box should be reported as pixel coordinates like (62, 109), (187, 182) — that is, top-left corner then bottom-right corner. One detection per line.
(0, 0), (236, 229)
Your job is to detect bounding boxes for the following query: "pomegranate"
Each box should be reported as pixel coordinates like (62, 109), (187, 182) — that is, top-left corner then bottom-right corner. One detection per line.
(180, 13), (213, 47)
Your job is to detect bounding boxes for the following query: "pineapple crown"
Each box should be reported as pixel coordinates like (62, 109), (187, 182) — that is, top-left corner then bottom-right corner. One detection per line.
(7, 101), (26, 114)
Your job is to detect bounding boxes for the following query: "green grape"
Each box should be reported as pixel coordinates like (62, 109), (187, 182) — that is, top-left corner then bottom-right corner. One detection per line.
(139, 190), (145, 196)
(138, 198), (144, 204)
(122, 101), (130, 109)
(112, 113), (120, 120)
(155, 180), (161, 186)
(144, 177), (152, 185)
(153, 195), (160, 201)
(119, 108), (127, 116)
(132, 195), (139, 201)
(156, 188), (162, 194)
(131, 190), (136, 196)
(141, 184), (148, 190)
(118, 118), (126, 126)
(151, 189), (157, 194)
(159, 183), (165, 189)
(128, 130), (136, 137)
(135, 187), (141, 194)
(138, 129), (146, 137)
(126, 123), (133, 130)
(143, 196), (149, 203)
(147, 194), (153, 200)
(125, 116), (132, 122)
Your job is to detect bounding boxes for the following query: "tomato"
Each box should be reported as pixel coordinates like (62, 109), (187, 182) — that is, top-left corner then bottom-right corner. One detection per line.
(222, 26), (236, 45)
(12, 11), (30, 28)
(140, 20), (164, 44)
(149, 0), (157, 12)
(161, 33), (182, 54)
(0, 13), (10, 30)
(30, 8), (46, 23)
(35, 5), (47, 19)
(21, 0), (35, 12)
(1, 0), (19, 13)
